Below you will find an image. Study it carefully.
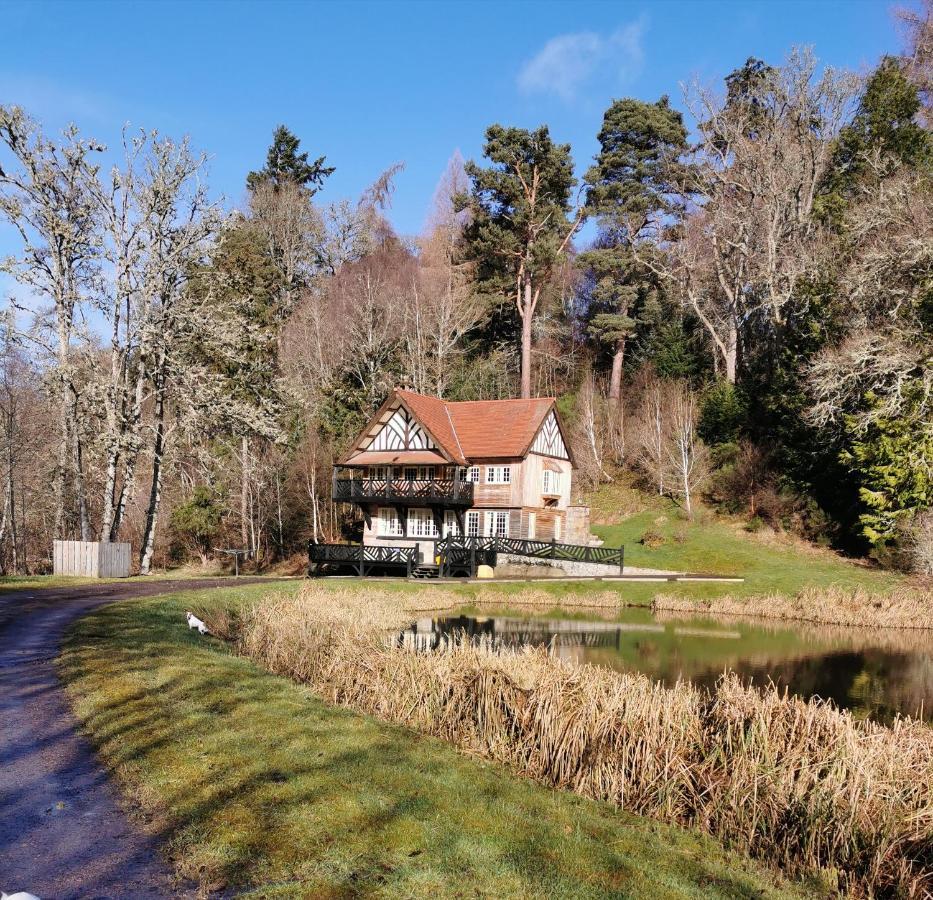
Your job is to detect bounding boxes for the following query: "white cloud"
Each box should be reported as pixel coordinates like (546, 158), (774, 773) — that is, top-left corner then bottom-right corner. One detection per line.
(517, 19), (647, 102)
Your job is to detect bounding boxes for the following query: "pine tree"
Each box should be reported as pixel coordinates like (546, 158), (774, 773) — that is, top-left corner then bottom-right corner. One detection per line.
(247, 125), (334, 194)
(459, 125), (579, 398)
(821, 56), (932, 211)
(580, 96), (689, 402)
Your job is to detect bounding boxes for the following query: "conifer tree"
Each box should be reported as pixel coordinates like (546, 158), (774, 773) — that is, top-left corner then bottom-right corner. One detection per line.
(459, 125), (580, 398)
(580, 97), (689, 403)
(247, 125), (334, 194)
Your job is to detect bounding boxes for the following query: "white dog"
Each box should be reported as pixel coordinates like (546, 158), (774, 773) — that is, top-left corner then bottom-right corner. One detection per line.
(186, 611), (209, 635)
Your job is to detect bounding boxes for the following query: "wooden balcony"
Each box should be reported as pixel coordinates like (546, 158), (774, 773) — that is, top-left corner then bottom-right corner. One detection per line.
(332, 470), (474, 507)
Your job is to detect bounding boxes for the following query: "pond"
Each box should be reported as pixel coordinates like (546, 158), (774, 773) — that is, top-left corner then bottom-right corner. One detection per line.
(398, 608), (933, 725)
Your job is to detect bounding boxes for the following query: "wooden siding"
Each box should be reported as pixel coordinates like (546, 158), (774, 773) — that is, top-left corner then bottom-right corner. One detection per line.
(53, 540), (131, 578)
(519, 507), (564, 541)
(518, 454), (573, 510)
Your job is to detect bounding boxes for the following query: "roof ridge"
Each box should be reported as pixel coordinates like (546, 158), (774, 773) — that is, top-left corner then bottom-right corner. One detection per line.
(444, 396), (555, 406)
(443, 401), (465, 462)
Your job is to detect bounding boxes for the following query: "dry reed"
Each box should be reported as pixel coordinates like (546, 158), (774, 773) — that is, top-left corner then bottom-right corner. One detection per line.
(201, 584), (933, 897)
(653, 582), (933, 630)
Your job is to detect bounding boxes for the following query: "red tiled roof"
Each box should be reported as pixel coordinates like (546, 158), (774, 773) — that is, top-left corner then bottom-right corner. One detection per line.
(397, 389), (555, 461)
(397, 391), (466, 464)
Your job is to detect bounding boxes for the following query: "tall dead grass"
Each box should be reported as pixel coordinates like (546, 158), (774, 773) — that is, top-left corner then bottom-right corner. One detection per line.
(205, 584), (933, 897)
(654, 582), (933, 630)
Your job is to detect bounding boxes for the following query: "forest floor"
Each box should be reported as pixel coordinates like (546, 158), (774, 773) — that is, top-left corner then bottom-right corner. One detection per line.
(59, 580), (817, 899)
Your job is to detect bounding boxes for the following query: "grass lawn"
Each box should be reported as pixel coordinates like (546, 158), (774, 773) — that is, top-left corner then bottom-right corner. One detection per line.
(0, 574), (121, 593)
(60, 581), (815, 899)
(0, 571), (298, 595)
(582, 484), (901, 602)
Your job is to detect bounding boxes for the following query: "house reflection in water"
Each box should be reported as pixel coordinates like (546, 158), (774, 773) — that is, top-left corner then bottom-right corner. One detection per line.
(396, 614), (739, 666)
(394, 612), (933, 725)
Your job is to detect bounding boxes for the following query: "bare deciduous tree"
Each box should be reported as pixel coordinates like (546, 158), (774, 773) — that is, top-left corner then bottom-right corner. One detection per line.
(636, 51), (858, 383)
(907, 510), (933, 575)
(807, 165), (933, 435)
(663, 382), (710, 519)
(0, 106), (103, 539)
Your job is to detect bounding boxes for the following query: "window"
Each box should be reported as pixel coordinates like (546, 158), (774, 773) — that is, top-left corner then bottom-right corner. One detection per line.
(465, 511), (480, 536)
(404, 467), (418, 481)
(542, 469), (561, 495)
(484, 510), (509, 537)
(527, 512), (536, 539)
(466, 466), (480, 483)
(486, 466), (511, 485)
(378, 507), (403, 537)
(369, 466), (387, 480)
(417, 466), (435, 481)
(444, 510), (461, 537)
(408, 508), (439, 538)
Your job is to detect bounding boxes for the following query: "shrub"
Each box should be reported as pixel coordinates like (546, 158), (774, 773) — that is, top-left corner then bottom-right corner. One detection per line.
(170, 486), (223, 565)
(698, 381), (747, 445)
(640, 528), (665, 549)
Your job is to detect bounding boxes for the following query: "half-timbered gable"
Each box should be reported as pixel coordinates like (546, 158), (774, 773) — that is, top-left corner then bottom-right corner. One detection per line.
(529, 410), (569, 460)
(370, 407), (436, 452)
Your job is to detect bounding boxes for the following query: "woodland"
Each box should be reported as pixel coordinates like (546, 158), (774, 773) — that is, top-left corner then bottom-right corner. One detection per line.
(0, 4), (930, 575)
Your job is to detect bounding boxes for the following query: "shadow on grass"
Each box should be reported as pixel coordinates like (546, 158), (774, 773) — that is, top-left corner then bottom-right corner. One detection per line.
(59, 590), (811, 899)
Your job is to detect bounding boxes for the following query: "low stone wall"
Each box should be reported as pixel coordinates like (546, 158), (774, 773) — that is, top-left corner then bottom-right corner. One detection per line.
(496, 554), (624, 578)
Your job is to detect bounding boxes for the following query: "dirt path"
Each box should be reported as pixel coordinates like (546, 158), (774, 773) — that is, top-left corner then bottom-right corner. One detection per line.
(0, 577), (282, 899)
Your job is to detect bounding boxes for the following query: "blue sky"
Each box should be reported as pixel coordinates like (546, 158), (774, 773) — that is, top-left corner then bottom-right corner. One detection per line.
(0, 0), (912, 244)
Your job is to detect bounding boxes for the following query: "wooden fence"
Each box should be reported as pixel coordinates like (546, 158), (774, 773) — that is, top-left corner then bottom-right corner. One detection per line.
(53, 540), (132, 578)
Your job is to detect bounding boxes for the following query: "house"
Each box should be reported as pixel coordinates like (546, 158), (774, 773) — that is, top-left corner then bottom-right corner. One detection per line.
(331, 387), (593, 568)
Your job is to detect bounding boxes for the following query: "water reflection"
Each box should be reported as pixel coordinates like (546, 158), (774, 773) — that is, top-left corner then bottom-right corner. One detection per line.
(398, 610), (933, 725)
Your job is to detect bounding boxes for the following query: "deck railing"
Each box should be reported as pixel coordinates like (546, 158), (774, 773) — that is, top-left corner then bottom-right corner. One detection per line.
(308, 536), (625, 579)
(332, 474), (473, 506)
(308, 541), (417, 577)
(434, 536), (624, 577)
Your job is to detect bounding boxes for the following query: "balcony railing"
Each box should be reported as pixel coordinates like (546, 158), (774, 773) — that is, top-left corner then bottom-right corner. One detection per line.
(332, 472), (474, 506)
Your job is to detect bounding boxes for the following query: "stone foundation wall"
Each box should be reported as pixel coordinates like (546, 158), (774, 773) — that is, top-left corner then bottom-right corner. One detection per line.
(496, 554), (623, 578)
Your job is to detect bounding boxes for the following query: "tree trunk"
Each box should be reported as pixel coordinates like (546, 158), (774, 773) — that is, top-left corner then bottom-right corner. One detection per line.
(240, 436), (249, 549)
(608, 339), (625, 406)
(724, 316), (738, 384)
(54, 407), (68, 538)
(0, 492), (8, 576)
(520, 280), (533, 400)
(100, 445), (120, 541)
(140, 376), (167, 575)
(7, 438), (18, 574)
(73, 416), (92, 541)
